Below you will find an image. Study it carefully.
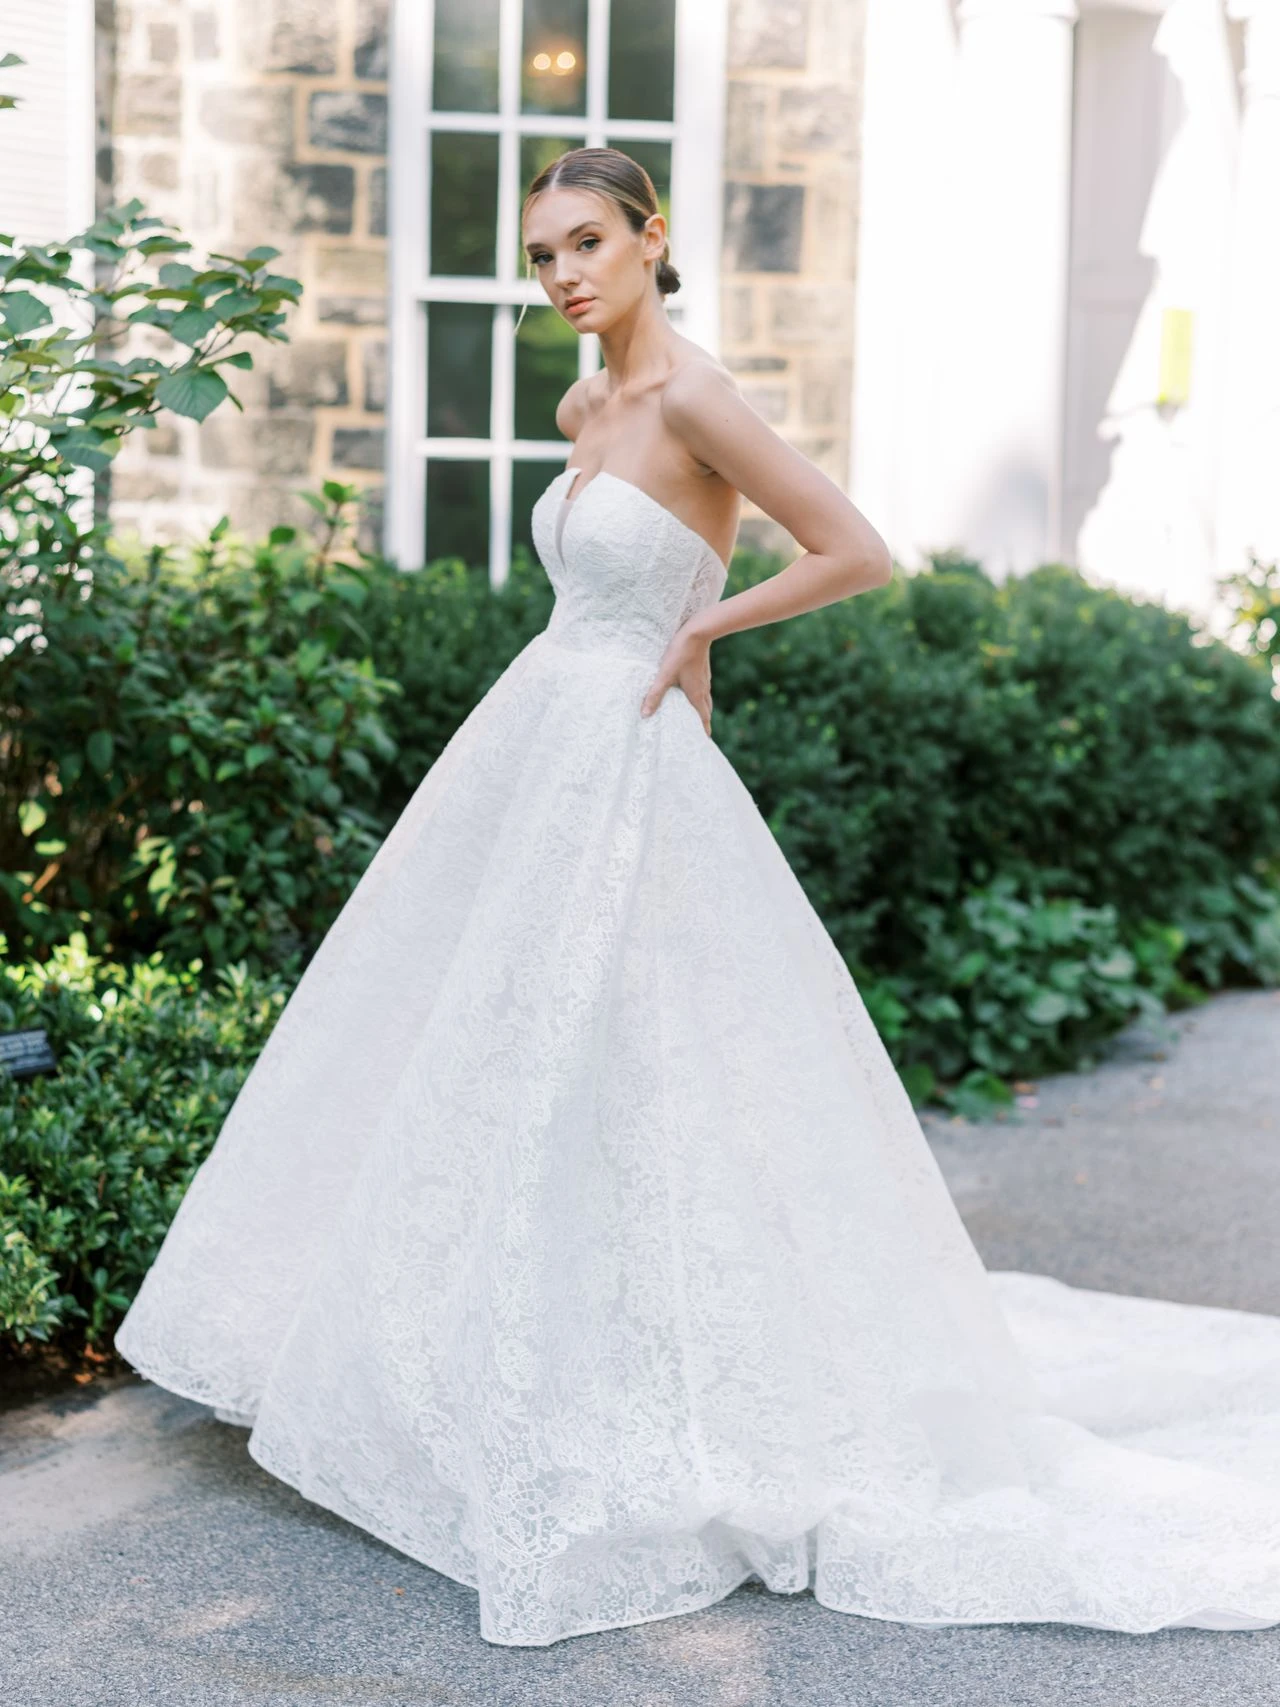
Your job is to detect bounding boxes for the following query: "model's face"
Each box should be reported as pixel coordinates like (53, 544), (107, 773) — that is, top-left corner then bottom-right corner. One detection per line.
(522, 186), (664, 330)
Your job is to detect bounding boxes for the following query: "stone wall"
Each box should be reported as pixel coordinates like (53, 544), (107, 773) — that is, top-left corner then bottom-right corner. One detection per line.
(99, 0), (867, 557)
(101, 0), (388, 547)
(721, 0), (867, 556)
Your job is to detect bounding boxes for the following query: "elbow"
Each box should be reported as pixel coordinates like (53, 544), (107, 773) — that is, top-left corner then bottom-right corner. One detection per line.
(846, 541), (894, 594)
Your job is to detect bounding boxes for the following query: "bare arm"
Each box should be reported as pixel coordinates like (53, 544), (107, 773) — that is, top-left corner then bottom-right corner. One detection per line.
(639, 366), (893, 730)
(662, 364), (894, 649)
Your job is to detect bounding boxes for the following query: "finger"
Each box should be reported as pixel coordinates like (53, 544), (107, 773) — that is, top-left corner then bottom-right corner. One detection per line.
(640, 680), (667, 718)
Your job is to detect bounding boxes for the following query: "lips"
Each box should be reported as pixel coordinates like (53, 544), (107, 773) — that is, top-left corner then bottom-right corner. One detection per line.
(565, 296), (593, 312)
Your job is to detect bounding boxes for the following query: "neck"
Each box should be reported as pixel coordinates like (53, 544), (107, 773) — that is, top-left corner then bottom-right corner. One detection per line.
(594, 286), (677, 392)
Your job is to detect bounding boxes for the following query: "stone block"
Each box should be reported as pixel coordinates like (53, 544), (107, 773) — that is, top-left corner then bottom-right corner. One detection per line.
(728, 0), (810, 70)
(354, 0), (389, 79)
(308, 92), (388, 155)
(777, 85), (858, 157)
(315, 247), (387, 291)
(200, 415), (315, 476)
(723, 182), (804, 274)
(231, 484), (323, 540)
(317, 295), (386, 325)
(368, 166), (387, 237)
(148, 22), (178, 65)
(769, 284), (853, 343)
(725, 82), (770, 177)
(806, 167), (858, 281)
(266, 342), (351, 409)
(112, 467), (180, 503)
(797, 355), (848, 427)
(192, 9), (219, 60)
(234, 160), (355, 236)
(116, 73), (181, 137)
(146, 424), (181, 457)
(140, 151), (179, 189)
(722, 285), (756, 344)
(332, 427), (385, 470)
(199, 86), (293, 147)
(240, 0), (338, 75)
(811, 0), (866, 85)
(363, 340), (387, 413)
(356, 485), (386, 556)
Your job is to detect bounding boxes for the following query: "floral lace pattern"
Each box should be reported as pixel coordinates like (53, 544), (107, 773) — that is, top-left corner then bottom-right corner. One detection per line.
(116, 467), (1280, 1646)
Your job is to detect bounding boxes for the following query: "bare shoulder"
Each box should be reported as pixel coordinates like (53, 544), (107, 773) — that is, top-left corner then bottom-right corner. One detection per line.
(660, 354), (740, 466)
(554, 370), (608, 442)
(661, 348), (740, 417)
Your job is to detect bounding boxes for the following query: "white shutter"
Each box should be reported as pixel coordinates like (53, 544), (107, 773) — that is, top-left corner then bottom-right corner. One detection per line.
(0, 0), (95, 246)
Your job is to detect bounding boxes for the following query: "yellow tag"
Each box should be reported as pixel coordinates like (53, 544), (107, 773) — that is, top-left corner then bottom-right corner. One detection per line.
(1157, 307), (1194, 406)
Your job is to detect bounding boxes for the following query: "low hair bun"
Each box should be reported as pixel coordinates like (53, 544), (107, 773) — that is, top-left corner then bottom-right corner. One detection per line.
(656, 256), (681, 298)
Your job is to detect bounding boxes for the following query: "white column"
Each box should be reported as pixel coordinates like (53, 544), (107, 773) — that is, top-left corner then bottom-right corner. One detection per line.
(849, 0), (960, 569)
(1217, 0), (1280, 576)
(938, 0), (1079, 576)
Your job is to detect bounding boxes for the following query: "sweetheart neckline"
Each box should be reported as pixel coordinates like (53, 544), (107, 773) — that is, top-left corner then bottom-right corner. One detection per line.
(549, 467), (730, 576)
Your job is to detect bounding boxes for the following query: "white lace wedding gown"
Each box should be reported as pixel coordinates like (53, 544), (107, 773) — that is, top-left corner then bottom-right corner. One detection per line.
(116, 466), (1280, 1647)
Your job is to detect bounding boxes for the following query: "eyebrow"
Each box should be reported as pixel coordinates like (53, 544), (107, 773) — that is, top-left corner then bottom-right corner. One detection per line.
(524, 220), (600, 254)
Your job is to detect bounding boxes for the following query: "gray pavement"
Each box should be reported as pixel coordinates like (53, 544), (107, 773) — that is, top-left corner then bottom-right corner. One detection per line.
(3, 988), (1279, 1706)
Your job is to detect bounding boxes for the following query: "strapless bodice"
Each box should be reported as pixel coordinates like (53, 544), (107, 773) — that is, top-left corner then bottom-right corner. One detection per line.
(530, 467), (729, 666)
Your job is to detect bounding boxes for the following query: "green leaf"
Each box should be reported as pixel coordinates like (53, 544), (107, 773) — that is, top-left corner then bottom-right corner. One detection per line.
(0, 290), (53, 334)
(167, 306), (218, 346)
(155, 365), (228, 422)
(157, 262), (197, 288)
(1025, 990), (1072, 1027)
(17, 800), (47, 837)
(218, 350), (254, 370)
(86, 731), (115, 775)
(1091, 949), (1136, 981)
(245, 246), (281, 266)
(0, 52), (26, 68)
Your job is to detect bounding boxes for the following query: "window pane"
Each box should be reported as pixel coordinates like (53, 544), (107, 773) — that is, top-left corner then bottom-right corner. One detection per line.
(427, 303), (492, 438)
(432, 0), (501, 112)
(426, 459), (489, 566)
(431, 132), (499, 274)
(522, 0), (588, 116)
(513, 459), (562, 566)
(606, 137), (671, 227)
(514, 306), (578, 439)
(608, 0), (675, 122)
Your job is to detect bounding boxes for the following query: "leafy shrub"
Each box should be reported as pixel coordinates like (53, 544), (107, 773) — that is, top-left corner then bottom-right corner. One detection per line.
(5, 501), (1280, 1112)
(0, 932), (288, 1350)
(709, 555), (1280, 996)
(2, 493), (403, 974)
(1, 193), (300, 587)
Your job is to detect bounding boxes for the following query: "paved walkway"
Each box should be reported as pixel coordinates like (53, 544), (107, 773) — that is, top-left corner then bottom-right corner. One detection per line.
(4, 988), (1278, 1706)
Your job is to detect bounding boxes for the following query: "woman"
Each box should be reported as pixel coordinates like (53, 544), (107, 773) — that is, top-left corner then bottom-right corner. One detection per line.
(116, 148), (1280, 1648)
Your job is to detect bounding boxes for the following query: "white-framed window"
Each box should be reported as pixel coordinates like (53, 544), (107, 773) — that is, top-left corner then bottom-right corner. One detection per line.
(385, 0), (728, 583)
(0, 0), (95, 247)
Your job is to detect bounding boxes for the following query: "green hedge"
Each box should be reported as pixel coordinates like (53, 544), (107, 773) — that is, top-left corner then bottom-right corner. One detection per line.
(0, 934), (288, 1350)
(5, 508), (1280, 1090)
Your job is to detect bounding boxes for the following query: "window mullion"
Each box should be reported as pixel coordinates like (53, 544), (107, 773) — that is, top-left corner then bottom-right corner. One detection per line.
(487, 0), (525, 588)
(386, 0), (435, 566)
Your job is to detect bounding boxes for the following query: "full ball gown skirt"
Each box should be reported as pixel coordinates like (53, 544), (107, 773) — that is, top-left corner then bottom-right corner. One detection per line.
(115, 467), (1280, 1646)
